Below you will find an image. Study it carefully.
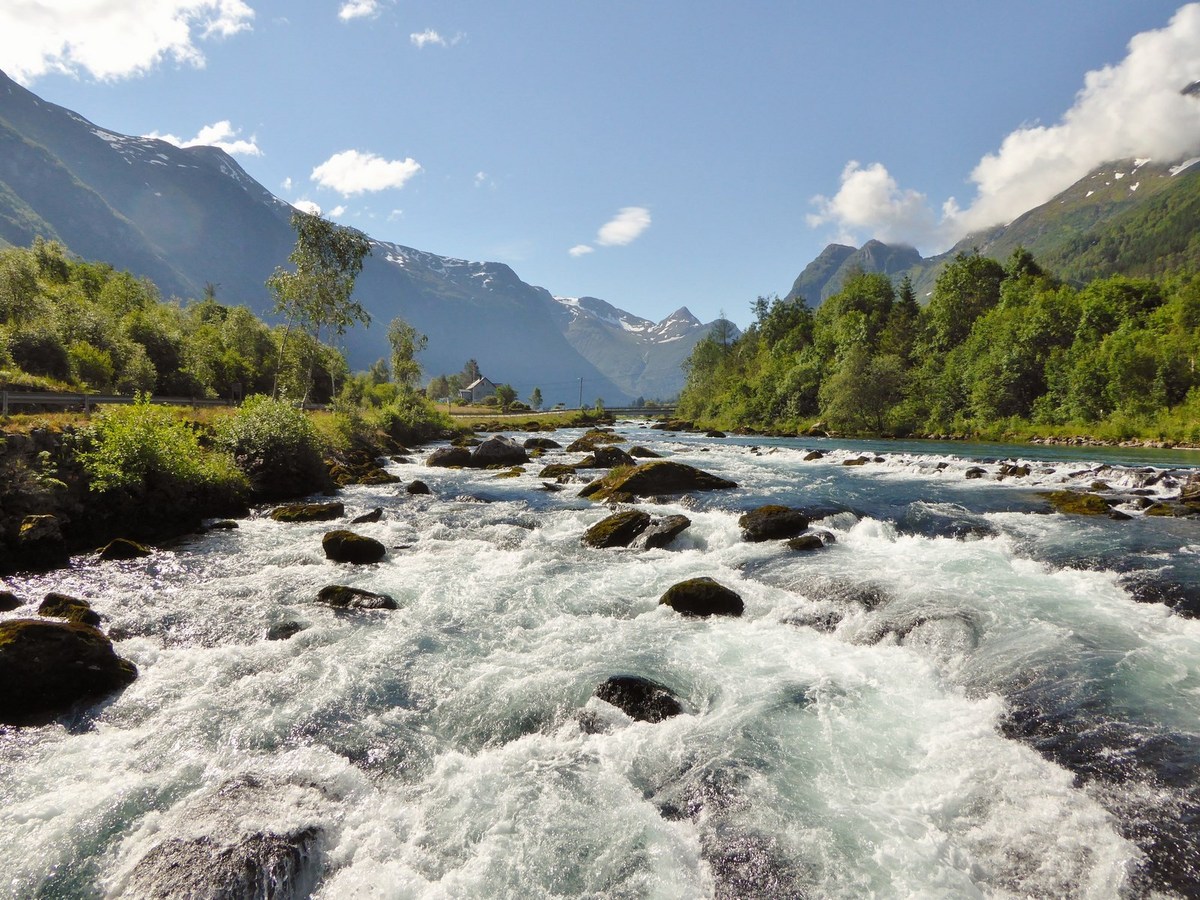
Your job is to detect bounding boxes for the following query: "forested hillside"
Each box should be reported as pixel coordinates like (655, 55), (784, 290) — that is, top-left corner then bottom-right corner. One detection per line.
(680, 249), (1200, 442)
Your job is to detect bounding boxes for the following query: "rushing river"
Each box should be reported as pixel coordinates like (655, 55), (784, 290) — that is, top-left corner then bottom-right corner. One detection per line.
(3, 424), (1200, 899)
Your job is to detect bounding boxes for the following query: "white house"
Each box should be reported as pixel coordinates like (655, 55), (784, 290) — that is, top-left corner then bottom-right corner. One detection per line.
(459, 376), (499, 403)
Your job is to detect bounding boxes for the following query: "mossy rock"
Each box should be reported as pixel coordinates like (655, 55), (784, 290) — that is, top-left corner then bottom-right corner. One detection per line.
(269, 502), (345, 523)
(583, 510), (652, 548)
(0, 591), (22, 612)
(427, 447), (473, 467)
(640, 514), (691, 549)
(99, 538), (153, 561)
(593, 446), (636, 469)
(659, 578), (744, 617)
(1042, 491), (1114, 516)
(523, 437), (561, 450)
(39, 593), (101, 627)
(493, 467), (526, 479)
(316, 584), (398, 610)
(0, 619), (137, 725)
(787, 533), (826, 552)
(581, 461), (737, 502)
(538, 463), (577, 478)
(322, 530), (386, 564)
(357, 470), (402, 486)
(594, 675), (683, 723)
(628, 446), (661, 459)
(739, 505), (810, 542)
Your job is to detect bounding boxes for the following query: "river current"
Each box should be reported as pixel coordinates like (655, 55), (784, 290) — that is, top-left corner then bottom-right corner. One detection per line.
(3, 423), (1200, 898)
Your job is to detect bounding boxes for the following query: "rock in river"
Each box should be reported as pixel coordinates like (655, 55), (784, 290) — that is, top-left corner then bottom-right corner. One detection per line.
(640, 514), (692, 549)
(322, 530), (386, 564)
(580, 461), (737, 502)
(659, 578), (744, 617)
(594, 675), (684, 723)
(582, 510), (652, 548)
(38, 592), (101, 627)
(269, 501), (344, 523)
(470, 435), (529, 467)
(426, 447), (473, 468)
(317, 584), (398, 610)
(98, 538), (152, 560)
(739, 505), (810, 542)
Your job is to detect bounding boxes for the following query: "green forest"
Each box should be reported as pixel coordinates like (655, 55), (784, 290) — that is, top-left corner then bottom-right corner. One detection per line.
(679, 249), (1200, 443)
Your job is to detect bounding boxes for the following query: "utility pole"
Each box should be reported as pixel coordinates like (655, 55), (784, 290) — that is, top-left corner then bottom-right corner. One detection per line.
(578, 377), (584, 410)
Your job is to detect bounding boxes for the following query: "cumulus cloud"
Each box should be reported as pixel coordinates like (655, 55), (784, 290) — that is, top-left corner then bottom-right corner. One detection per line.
(568, 244), (594, 257)
(328, 205), (347, 218)
(0, 0), (253, 83)
(338, 0), (379, 21)
(810, 4), (1200, 250)
(596, 207), (652, 246)
(148, 120), (261, 156)
(292, 199), (322, 216)
(281, 177), (293, 191)
(410, 29), (463, 48)
(310, 149), (422, 196)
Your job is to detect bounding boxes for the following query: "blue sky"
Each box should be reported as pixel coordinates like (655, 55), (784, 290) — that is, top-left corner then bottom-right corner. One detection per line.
(3, 2), (1200, 327)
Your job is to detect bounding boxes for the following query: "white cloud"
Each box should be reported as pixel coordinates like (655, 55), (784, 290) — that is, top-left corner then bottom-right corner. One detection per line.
(810, 4), (1200, 250)
(474, 171), (490, 187)
(310, 149), (422, 196)
(568, 244), (594, 257)
(807, 161), (937, 246)
(329, 205), (347, 218)
(292, 199), (322, 216)
(282, 177), (293, 191)
(410, 29), (463, 48)
(596, 206), (652, 246)
(0, 0), (253, 84)
(387, 209), (404, 221)
(338, 0), (379, 22)
(148, 119), (261, 156)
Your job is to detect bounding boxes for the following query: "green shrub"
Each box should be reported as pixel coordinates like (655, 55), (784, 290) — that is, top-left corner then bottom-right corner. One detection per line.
(68, 341), (115, 391)
(218, 395), (328, 499)
(371, 390), (450, 445)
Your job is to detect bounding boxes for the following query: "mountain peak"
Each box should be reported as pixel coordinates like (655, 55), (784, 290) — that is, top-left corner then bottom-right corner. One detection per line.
(661, 306), (700, 326)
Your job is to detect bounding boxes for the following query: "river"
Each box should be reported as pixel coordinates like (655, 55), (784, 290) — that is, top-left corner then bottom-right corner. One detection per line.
(2, 423), (1199, 898)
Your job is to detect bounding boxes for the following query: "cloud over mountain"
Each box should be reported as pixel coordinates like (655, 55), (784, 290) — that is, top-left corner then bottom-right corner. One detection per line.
(311, 150), (423, 196)
(810, 3), (1200, 251)
(0, 0), (253, 83)
(147, 120), (261, 157)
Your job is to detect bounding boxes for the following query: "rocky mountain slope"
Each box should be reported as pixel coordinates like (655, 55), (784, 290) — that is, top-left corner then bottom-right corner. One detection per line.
(0, 70), (722, 404)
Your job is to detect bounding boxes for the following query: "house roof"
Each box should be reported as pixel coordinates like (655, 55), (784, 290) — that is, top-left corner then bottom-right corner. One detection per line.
(464, 377), (494, 390)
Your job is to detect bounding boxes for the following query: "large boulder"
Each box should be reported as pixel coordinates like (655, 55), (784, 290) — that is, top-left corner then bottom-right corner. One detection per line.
(269, 501), (344, 523)
(583, 510), (652, 549)
(316, 585), (398, 610)
(659, 578), (744, 617)
(580, 461), (737, 502)
(594, 675), (684, 723)
(470, 436), (529, 468)
(406, 480), (432, 495)
(39, 592), (101, 627)
(640, 515), (692, 549)
(593, 445), (636, 469)
(322, 530), (386, 564)
(0, 619), (137, 725)
(426, 447), (473, 467)
(98, 538), (153, 561)
(738, 505), (810, 542)
(523, 437), (561, 450)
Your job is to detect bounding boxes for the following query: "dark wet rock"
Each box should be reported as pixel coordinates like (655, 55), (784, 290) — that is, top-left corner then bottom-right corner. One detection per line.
(351, 507), (384, 524)
(660, 577), (744, 617)
(998, 463), (1031, 478)
(266, 621), (306, 640)
(210, 520), (239, 530)
(856, 611), (979, 653)
(539, 482), (565, 492)
(126, 828), (322, 900)
(803, 450), (824, 461)
(470, 435), (529, 467)
(317, 584), (398, 610)
(538, 463), (577, 478)
(640, 515), (692, 550)
(406, 480), (432, 495)
(782, 607), (844, 632)
(269, 501), (344, 523)
(1181, 472), (1200, 504)
(583, 510), (652, 549)
(390, 455), (412, 464)
(39, 593), (101, 627)
(322, 530), (386, 564)
(1042, 491), (1114, 516)
(629, 446), (662, 458)
(17, 514), (68, 571)
(739, 505), (809, 542)
(523, 437), (561, 450)
(594, 675), (684, 723)
(0, 619), (137, 725)
(491, 467), (525, 479)
(0, 590), (22, 611)
(592, 445), (636, 469)
(451, 435), (482, 448)
(427, 446), (473, 467)
(786, 533), (825, 552)
(1118, 573), (1200, 618)
(842, 457), (869, 467)
(98, 538), (152, 561)
(896, 504), (998, 541)
(567, 430), (626, 453)
(964, 466), (986, 479)
(356, 469), (402, 486)
(705, 430), (727, 438)
(701, 830), (808, 900)
(580, 461), (737, 502)
(804, 577), (891, 611)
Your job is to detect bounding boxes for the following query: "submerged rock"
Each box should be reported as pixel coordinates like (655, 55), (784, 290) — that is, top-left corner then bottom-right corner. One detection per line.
(317, 584), (398, 610)
(594, 675), (684, 722)
(640, 514), (692, 549)
(583, 510), (652, 548)
(0, 619), (137, 725)
(269, 501), (344, 523)
(739, 505), (810, 542)
(351, 507), (383, 524)
(660, 577), (744, 617)
(1042, 491), (1120, 517)
(98, 538), (152, 560)
(265, 621), (306, 641)
(580, 461), (737, 502)
(38, 592), (101, 627)
(322, 530), (386, 564)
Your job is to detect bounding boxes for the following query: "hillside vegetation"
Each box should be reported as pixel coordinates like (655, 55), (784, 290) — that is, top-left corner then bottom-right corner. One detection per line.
(680, 249), (1200, 444)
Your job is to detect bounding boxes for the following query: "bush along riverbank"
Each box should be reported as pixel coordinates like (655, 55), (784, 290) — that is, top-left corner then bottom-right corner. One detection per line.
(0, 393), (457, 575)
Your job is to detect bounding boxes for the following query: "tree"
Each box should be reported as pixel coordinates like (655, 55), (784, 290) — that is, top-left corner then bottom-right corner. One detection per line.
(462, 358), (481, 383)
(529, 387), (543, 410)
(427, 374), (450, 402)
(267, 211), (372, 401)
(494, 383), (517, 411)
(386, 316), (427, 389)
